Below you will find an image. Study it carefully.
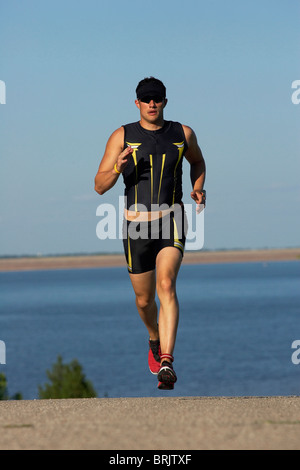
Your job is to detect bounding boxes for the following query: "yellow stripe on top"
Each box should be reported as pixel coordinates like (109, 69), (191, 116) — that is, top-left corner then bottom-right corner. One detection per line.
(172, 142), (185, 206)
(126, 142), (141, 211)
(157, 154), (166, 205)
(149, 154), (153, 205)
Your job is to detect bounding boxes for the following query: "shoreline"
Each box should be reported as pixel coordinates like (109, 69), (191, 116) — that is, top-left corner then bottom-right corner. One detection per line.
(0, 248), (299, 272)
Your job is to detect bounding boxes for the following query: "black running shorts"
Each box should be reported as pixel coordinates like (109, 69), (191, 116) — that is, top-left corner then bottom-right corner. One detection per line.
(122, 207), (187, 274)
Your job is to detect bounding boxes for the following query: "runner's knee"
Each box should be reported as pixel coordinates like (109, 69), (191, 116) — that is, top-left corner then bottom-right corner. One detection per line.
(157, 277), (176, 297)
(135, 293), (155, 311)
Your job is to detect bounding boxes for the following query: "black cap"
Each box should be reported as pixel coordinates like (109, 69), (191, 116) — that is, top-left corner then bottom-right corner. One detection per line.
(136, 80), (166, 100)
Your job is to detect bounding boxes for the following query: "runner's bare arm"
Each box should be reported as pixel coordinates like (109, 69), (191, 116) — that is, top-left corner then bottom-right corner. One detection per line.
(94, 127), (133, 195)
(183, 125), (206, 206)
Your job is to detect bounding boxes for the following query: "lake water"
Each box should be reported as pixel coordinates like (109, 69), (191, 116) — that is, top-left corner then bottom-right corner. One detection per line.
(0, 261), (299, 399)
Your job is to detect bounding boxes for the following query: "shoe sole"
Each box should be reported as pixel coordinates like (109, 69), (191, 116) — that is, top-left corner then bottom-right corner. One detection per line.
(158, 381), (174, 390)
(157, 365), (177, 389)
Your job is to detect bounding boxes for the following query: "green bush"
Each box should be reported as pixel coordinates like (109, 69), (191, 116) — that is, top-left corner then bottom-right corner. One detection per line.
(0, 373), (8, 400)
(0, 373), (22, 400)
(38, 355), (97, 399)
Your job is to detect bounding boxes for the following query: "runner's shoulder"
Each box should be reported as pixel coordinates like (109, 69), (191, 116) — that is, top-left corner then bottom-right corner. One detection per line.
(107, 126), (125, 147)
(181, 124), (197, 145)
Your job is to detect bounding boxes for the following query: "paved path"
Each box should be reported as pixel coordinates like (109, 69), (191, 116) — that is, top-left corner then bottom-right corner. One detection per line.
(0, 396), (299, 450)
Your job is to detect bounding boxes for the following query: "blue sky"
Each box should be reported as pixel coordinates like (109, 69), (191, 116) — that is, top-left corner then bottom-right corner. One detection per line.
(0, 0), (299, 256)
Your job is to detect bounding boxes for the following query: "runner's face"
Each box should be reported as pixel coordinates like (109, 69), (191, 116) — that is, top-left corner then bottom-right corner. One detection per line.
(135, 97), (167, 124)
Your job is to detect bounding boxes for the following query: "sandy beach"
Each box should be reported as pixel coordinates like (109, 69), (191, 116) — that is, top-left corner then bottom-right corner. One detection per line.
(0, 248), (299, 272)
(0, 396), (299, 450)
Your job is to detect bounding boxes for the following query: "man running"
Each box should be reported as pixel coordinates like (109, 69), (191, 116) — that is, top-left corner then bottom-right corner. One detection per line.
(94, 77), (206, 389)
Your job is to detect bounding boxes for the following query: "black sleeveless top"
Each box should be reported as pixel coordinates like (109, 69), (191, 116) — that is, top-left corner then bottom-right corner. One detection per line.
(122, 120), (188, 211)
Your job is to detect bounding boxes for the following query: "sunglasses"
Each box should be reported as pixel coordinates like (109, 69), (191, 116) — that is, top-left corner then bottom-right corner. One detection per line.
(139, 95), (164, 104)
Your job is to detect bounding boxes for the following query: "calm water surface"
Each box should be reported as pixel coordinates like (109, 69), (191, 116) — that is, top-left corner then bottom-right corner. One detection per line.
(0, 261), (299, 399)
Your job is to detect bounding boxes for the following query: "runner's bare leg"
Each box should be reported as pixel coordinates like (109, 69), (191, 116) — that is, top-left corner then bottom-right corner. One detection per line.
(129, 270), (159, 341)
(155, 247), (182, 363)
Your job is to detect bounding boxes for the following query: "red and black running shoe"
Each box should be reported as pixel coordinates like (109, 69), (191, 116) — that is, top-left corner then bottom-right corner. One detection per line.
(148, 339), (161, 375)
(157, 355), (177, 390)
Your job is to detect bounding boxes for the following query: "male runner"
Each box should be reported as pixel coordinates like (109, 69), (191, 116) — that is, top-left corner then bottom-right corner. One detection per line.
(95, 77), (206, 389)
